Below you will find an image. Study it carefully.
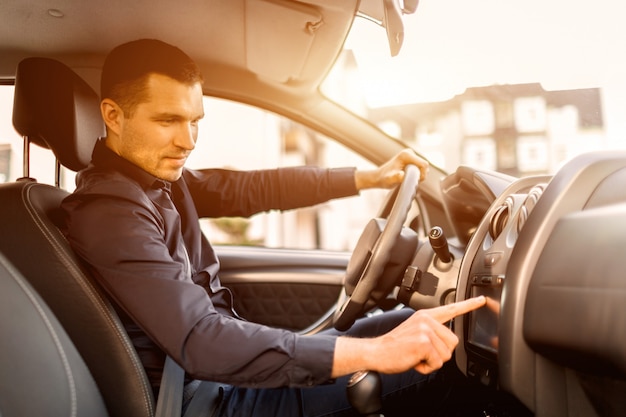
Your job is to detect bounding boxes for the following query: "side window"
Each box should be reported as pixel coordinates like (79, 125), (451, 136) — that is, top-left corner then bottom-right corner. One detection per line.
(189, 96), (388, 251)
(0, 85), (19, 183)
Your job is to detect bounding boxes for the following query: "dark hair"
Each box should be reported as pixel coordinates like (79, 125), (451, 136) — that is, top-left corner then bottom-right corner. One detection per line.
(100, 39), (203, 115)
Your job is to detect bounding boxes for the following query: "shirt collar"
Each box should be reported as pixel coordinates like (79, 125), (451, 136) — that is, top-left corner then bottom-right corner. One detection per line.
(91, 138), (169, 191)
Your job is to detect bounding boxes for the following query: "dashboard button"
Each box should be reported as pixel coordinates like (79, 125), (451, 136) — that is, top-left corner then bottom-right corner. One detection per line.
(484, 252), (502, 267)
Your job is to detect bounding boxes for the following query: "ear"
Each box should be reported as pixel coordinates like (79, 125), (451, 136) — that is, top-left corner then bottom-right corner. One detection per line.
(100, 98), (124, 136)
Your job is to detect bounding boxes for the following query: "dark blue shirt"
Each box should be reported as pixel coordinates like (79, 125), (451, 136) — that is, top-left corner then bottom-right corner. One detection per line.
(61, 138), (358, 391)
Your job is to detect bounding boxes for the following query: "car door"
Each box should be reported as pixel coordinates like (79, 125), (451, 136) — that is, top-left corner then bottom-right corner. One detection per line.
(216, 245), (348, 332)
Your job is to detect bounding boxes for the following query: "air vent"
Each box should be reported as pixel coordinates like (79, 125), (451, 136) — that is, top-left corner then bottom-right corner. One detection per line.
(489, 196), (514, 241)
(517, 184), (546, 233)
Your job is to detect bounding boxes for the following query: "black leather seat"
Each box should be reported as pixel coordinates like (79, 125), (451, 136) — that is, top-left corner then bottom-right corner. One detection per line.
(0, 57), (155, 417)
(0, 252), (108, 417)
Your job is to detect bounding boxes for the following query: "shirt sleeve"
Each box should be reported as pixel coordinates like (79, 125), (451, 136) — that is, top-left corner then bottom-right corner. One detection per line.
(61, 178), (337, 388)
(182, 166), (358, 218)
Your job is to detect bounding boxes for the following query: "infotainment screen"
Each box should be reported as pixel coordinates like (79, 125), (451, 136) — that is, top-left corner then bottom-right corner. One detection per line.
(468, 282), (502, 354)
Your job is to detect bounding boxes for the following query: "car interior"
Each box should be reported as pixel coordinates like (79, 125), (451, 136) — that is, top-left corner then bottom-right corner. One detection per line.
(1, 1), (626, 417)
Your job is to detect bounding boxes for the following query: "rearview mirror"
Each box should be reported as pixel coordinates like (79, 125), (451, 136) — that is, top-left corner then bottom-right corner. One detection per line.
(383, 0), (404, 57)
(357, 0), (420, 57)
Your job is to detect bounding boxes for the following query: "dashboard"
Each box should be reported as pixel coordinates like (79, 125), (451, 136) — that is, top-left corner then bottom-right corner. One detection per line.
(432, 151), (626, 414)
(452, 175), (549, 386)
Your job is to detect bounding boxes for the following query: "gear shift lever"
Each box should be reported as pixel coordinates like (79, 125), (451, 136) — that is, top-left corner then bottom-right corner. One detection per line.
(346, 370), (384, 417)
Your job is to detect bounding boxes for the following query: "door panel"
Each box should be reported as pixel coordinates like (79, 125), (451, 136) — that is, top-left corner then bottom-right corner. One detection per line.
(215, 245), (348, 332)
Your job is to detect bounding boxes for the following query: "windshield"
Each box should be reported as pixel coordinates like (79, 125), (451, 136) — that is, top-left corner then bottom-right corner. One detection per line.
(323, 0), (625, 178)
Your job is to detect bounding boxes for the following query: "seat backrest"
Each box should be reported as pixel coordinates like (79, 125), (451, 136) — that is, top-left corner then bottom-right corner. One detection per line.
(0, 252), (108, 417)
(0, 57), (155, 417)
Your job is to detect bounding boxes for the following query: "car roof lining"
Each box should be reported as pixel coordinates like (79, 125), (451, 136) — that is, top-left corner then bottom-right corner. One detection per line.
(0, 0), (357, 94)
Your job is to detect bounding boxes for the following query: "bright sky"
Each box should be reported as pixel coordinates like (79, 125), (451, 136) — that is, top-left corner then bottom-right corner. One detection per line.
(347, 0), (626, 107)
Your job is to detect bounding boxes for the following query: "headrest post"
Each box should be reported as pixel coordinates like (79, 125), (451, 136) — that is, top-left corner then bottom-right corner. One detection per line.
(55, 159), (61, 188)
(22, 137), (30, 179)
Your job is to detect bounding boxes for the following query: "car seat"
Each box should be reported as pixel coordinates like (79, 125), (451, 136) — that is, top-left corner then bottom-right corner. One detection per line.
(0, 57), (155, 417)
(0, 252), (108, 417)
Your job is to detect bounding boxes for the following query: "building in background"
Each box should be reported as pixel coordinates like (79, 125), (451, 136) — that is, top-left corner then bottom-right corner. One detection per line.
(368, 84), (605, 177)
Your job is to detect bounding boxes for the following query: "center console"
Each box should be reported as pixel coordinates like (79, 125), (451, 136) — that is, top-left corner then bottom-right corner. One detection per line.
(453, 176), (549, 387)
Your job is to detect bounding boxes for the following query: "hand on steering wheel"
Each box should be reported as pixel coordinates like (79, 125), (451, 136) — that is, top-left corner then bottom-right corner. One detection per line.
(334, 164), (421, 331)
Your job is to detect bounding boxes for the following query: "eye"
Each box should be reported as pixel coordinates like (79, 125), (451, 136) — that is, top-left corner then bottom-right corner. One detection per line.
(156, 118), (175, 126)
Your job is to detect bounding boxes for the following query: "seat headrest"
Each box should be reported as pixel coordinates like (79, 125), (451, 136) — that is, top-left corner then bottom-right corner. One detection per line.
(12, 57), (104, 172)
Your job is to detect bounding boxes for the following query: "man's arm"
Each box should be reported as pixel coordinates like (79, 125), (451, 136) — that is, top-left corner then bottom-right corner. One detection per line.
(185, 166), (358, 218)
(331, 297), (486, 377)
(355, 149), (429, 191)
(187, 149), (427, 218)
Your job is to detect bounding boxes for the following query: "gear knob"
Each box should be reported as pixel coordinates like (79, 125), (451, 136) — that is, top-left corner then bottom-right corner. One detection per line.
(346, 370), (383, 416)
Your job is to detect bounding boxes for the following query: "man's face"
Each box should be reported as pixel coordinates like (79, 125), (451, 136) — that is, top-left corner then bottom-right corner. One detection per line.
(107, 73), (204, 182)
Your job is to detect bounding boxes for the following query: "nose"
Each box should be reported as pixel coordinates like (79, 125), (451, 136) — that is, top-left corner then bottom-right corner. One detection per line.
(175, 122), (197, 151)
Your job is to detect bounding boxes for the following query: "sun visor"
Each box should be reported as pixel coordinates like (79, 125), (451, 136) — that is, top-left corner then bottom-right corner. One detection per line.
(245, 0), (323, 83)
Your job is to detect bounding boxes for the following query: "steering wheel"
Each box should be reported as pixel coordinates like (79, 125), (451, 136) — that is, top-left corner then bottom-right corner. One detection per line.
(333, 164), (420, 331)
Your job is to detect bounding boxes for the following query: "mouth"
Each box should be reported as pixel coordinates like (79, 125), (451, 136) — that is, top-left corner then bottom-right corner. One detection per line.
(164, 155), (188, 168)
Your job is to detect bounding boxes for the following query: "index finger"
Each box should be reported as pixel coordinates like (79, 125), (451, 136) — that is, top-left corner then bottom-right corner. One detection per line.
(426, 296), (486, 323)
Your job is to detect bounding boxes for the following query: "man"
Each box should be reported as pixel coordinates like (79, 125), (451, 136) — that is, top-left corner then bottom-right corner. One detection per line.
(62, 39), (486, 416)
